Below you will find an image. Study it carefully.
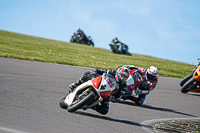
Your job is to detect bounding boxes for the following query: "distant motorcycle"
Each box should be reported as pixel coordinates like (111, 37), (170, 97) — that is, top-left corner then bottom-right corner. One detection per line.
(70, 32), (94, 47)
(180, 58), (200, 93)
(59, 73), (116, 112)
(109, 42), (131, 56)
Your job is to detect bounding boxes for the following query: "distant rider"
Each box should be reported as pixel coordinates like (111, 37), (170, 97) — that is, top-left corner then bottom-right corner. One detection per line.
(111, 37), (128, 54)
(68, 66), (130, 115)
(110, 37), (120, 53)
(111, 65), (159, 105)
(77, 28), (85, 35)
(112, 37), (120, 44)
(76, 28), (87, 43)
(70, 33), (77, 42)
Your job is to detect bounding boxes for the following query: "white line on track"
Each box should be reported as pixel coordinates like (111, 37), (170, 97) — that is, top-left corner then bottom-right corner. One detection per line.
(0, 126), (28, 133)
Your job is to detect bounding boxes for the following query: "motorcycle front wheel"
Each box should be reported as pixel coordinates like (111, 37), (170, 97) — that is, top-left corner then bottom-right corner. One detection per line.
(67, 91), (95, 112)
(59, 95), (68, 109)
(181, 77), (196, 93)
(180, 73), (193, 87)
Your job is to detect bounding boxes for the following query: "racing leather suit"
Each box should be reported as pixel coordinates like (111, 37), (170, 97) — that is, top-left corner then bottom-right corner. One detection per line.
(123, 65), (158, 105)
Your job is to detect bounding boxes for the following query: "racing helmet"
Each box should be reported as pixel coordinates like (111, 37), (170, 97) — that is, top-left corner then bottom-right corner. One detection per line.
(77, 28), (80, 31)
(116, 66), (130, 82)
(146, 66), (158, 81)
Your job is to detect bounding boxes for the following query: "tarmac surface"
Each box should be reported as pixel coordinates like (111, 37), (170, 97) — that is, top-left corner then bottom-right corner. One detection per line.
(0, 57), (199, 133)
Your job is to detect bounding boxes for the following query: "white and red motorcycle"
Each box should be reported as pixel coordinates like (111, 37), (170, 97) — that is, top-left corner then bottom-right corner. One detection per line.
(59, 73), (116, 112)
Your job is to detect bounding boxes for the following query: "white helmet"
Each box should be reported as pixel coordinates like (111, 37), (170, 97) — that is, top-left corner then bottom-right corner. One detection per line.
(77, 28), (80, 31)
(146, 66), (158, 81)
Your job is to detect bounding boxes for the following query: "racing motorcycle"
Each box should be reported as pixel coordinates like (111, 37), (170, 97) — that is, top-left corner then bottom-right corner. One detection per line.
(120, 70), (143, 100)
(70, 32), (94, 47)
(180, 58), (200, 93)
(112, 70), (149, 102)
(59, 73), (116, 112)
(109, 42), (131, 56)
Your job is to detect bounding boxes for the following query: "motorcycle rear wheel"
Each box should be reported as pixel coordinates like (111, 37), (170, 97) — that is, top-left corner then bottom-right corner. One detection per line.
(67, 91), (95, 112)
(181, 77), (196, 93)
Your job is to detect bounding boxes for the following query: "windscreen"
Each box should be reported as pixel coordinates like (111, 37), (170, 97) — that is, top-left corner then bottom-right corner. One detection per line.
(104, 74), (116, 88)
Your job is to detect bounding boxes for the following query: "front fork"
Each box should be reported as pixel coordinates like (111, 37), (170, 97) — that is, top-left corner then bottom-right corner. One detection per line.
(190, 81), (200, 92)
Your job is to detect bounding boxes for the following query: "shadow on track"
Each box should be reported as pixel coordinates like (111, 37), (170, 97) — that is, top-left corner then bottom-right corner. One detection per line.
(187, 93), (200, 97)
(75, 111), (152, 128)
(115, 100), (196, 117)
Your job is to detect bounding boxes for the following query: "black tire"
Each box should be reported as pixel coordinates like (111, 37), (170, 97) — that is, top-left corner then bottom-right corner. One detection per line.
(91, 42), (94, 47)
(110, 48), (114, 53)
(67, 91), (95, 113)
(180, 73), (193, 86)
(59, 95), (68, 109)
(181, 77), (196, 93)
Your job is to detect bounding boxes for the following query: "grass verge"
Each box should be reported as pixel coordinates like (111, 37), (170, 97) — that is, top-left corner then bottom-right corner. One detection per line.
(0, 30), (195, 78)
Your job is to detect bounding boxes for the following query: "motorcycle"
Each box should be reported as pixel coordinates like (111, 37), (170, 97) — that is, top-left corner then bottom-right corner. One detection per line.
(180, 58), (200, 93)
(109, 42), (131, 56)
(120, 70), (143, 100)
(109, 69), (145, 103)
(59, 73), (116, 112)
(70, 32), (94, 47)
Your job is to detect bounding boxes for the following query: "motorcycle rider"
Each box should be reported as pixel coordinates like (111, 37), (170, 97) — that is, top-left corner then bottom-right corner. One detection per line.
(77, 28), (85, 35)
(110, 37), (120, 53)
(70, 33), (77, 42)
(76, 28), (87, 43)
(68, 66), (130, 115)
(110, 37), (129, 55)
(112, 37), (120, 44)
(111, 65), (159, 105)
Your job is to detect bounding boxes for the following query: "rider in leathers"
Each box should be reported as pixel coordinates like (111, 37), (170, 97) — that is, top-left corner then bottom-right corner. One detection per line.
(111, 65), (159, 105)
(68, 66), (130, 115)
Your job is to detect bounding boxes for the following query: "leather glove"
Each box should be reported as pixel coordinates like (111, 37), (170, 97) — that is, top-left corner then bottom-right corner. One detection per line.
(90, 69), (97, 75)
(107, 69), (116, 77)
(139, 81), (150, 90)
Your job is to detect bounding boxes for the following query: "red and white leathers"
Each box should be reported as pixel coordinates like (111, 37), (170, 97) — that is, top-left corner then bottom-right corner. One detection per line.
(124, 65), (159, 105)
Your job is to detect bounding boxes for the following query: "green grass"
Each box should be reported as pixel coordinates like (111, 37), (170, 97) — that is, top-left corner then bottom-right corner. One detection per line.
(0, 30), (196, 78)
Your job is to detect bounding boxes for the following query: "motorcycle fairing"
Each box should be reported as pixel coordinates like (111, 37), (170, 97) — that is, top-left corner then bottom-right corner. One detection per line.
(127, 85), (135, 91)
(64, 80), (93, 106)
(190, 87), (200, 92)
(99, 77), (113, 99)
(190, 66), (200, 92)
(91, 77), (102, 89)
(193, 66), (200, 81)
(126, 75), (134, 86)
(99, 91), (112, 99)
(91, 75), (115, 98)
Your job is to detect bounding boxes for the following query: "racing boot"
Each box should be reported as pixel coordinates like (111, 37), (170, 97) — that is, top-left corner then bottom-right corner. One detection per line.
(69, 79), (82, 93)
(109, 95), (121, 103)
(69, 71), (91, 93)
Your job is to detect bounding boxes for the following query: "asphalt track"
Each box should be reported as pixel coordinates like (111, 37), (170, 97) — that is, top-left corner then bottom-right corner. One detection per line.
(0, 57), (199, 133)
